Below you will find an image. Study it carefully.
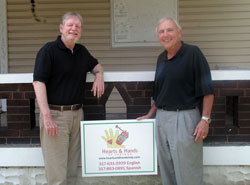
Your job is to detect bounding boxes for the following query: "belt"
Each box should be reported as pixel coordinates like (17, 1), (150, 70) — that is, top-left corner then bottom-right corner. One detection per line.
(158, 106), (196, 111)
(49, 104), (82, 111)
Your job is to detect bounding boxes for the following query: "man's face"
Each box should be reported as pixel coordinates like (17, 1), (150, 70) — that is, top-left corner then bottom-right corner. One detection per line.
(157, 19), (182, 51)
(60, 16), (82, 44)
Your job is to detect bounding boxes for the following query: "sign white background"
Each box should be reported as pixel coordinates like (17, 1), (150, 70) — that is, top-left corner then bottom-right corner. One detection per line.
(81, 119), (157, 177)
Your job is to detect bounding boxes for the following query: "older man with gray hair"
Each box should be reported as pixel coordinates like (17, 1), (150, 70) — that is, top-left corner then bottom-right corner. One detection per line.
(33, 12), (104, 185)
(137, 17), (214, 185)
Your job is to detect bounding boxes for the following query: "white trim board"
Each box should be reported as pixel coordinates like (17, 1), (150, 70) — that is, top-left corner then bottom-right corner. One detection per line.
(1, 70), (250, 84)
(0, 146), (249, 167)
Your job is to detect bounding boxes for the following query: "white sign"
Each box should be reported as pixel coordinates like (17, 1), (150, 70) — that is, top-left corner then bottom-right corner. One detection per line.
(111, 0), (178, 47)
(81, 119), (157, 177)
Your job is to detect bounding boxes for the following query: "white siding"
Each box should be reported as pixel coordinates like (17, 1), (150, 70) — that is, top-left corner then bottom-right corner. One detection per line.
(7, 0), (161, 73)
(179, 0), (250, 69)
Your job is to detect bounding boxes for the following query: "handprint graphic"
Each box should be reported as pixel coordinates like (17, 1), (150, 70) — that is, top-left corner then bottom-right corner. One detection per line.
(101, 125), (129, 148)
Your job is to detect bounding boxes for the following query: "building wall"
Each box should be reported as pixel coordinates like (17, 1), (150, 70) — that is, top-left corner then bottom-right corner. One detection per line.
(6, 0), (250, 73)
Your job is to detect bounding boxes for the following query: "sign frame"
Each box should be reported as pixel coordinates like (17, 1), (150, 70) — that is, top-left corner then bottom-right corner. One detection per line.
(80, 119), (157, 177)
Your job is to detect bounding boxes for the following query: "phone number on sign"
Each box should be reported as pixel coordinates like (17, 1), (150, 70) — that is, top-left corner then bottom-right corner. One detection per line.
(99, 161), (127, 166)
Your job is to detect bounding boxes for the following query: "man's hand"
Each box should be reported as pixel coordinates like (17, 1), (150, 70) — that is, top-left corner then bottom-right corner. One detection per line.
(43, 115), (58, 137)
(136, 103), (157, 121)
(136, 114), (151, 121)
(91, 73), (104, 98)
(91, 64), (104, 98)
(193, 120), (209, 142)
(101, 128), (125, 148)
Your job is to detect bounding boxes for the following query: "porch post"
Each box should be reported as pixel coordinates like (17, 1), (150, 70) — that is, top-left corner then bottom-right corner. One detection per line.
(0, 0), (8, 111)
(0, 0), (8, 74)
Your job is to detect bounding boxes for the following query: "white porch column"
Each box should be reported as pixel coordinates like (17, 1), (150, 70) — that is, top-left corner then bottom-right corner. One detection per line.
(0, 0), (8, 111)
(0, 0), (8, 74)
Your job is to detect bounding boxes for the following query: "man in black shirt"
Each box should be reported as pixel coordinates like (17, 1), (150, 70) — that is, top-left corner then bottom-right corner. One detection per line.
(33, 12), (104, 185)
(137, 18), (214, 185)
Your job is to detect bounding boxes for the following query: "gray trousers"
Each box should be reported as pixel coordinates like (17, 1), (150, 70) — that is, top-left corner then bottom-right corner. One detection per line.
(155, 108), (203, 185)
(40, 109), (83, 185)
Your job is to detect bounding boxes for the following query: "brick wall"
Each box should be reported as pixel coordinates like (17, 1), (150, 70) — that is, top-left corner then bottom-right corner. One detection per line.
(0, 81), (250, 145)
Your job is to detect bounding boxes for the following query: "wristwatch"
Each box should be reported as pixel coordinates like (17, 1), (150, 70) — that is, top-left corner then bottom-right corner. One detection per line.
(201, 116), (211, 124)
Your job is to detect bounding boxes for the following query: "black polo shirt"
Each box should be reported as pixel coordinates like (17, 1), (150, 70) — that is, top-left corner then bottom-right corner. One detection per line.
(33, 36), (98, 105)
(153, 42), (214, 110)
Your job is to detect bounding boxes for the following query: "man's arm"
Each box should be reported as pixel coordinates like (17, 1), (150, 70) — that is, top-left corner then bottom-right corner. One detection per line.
(137, 101), (157, 120)
(33, 81), (58, 137)
(194, 94), (214, 142)
(91, 64), (104, 98)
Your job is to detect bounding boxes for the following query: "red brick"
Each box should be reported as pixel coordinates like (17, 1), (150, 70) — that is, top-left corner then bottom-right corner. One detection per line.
(238, 105), (250, 111)
(7, 107), (30, 114)
(203, 136), (227, 143)
(246, 89), (250, 96)
(13, 92), (25, 99)
(20, 128), (39, 137)
(214, 97), (226, 104)
(8, 122), (30, 130)
(83, 98), (99, 105)
(0, 128), (19, 137)
(128, 91), (143, 97)
(214, 88), (220, 96)
(18, 84), (34, 91)
(0, 92), (12, 99)
(238, 120), (250, 127)
(84, 114), (105, 120)
(211, 112), (225, 119)
(31, 138), (41, 144)
(0, 84), (18, 91)
(25, 92), (36, 99)
(125, 82), (138, 90)
(239, 112), (250, 119)
(212, 105), (226, 112)
(127, 113), (149, 119)
(238, 81), (250, 88)
(213, 81), (237, 88)
(7, 115), (30, 122)
(207, 128), (213, 136)
(83, 106), (104, 114)
(239, 128), (250, 134)
(134, 98), (151, 105)
(220, 89), (244, 96)
(7, 138), (31, 144)
(228, 136), (250, 142)
(210, 120), (225, 127)
(7, 100), (30, 106)
(115, 83), (133, 105)
(0, 138), (6, 144)
(214, 127), (238, 135)
(239, 97), (250, 104)
(145, 90), (153, 97)
(137, 82), (153, 90)
(127, 105), (151, 113)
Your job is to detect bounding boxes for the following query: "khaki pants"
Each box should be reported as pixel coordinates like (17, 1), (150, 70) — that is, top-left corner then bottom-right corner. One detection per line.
(40, 108), (83, 185)
(156, 108), (203, 185)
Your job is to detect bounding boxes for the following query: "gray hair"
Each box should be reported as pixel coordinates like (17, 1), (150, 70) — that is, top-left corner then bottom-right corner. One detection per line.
(61, 12), (83, 25)
(156, 17), (182, 32)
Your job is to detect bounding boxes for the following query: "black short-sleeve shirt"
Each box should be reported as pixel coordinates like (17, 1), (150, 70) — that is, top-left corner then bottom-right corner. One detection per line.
(33, 36), (98, 105)
(153, 42), (214, 110)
